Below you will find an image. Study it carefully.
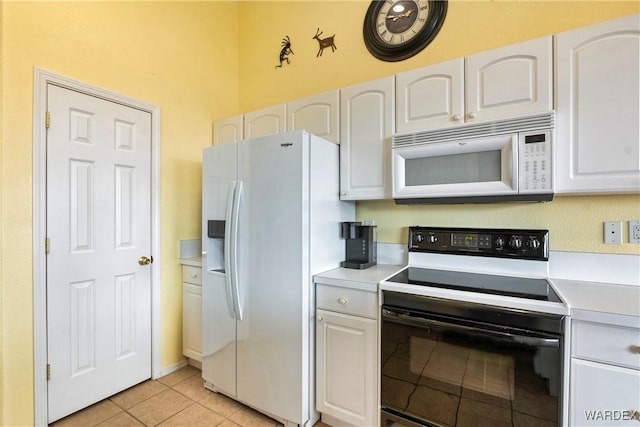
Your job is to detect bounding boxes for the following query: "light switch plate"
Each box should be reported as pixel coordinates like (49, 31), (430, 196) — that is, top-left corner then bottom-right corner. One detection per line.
(604, 221), (623, 244)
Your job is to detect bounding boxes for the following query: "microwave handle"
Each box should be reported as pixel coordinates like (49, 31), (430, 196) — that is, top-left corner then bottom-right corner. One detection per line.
(382, 308), (559, 348)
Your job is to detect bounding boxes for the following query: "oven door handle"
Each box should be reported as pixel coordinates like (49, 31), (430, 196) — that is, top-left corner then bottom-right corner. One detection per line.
(382, 308), (560, 348)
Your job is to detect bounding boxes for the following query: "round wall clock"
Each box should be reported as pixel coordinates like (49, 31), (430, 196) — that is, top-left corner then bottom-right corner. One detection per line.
(363, 0), (447, 62)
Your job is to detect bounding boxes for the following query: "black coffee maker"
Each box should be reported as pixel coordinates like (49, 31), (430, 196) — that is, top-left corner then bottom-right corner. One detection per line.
(340, 221), (377, 269)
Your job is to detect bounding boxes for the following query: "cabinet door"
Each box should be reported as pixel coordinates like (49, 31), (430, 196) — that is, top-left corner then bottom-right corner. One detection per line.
(288, 90), (340, 144)
(316, 309), (377, 427)
(213, 115), (243, 146)
(555, 14), (640, 194)
(396, 58), (464, 133)
(340, 77), (394, 200)
(244, 104), (286, 139)
(466, 36), (552, 123)
(183, 283), (202, 362)
(570, 358), (640, 426)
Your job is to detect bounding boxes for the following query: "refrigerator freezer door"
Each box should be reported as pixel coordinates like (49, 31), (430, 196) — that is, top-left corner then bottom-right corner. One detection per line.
(236, 132), (308, 425)
(202, 144), (237, 397)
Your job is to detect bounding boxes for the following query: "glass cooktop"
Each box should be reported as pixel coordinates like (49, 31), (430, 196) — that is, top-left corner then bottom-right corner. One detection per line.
(386, 267), (563, 303)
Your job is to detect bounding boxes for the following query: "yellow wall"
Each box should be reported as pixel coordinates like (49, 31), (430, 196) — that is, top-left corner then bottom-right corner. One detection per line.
(236, 1), (640, 255)
(0, 1), (4, 422)
(0, 2), (238, 424)
(1, 1), (639, 425)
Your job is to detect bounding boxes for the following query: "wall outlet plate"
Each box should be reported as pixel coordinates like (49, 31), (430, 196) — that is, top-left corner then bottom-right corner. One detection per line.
(604, 221), (623, 244)
(629, 220), (640, 244)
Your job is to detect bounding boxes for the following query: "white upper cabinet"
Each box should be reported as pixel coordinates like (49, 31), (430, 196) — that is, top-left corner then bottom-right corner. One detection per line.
(243, 104), (286, 139)
(396, 58), (464, 133)
(466, 36), (552, 123)
(555, 14), (640, 194)
(396, 37), (552, 134)
(287, 90), (340, 144)
(213, 115), (243, 145)
(340, 77), (394, 200)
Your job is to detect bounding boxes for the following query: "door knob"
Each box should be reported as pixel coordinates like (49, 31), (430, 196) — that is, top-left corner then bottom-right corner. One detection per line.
(138, 256), (153, 266)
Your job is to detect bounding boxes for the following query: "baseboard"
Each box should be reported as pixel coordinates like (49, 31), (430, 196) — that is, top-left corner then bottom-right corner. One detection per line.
(156, 359), (189, 379)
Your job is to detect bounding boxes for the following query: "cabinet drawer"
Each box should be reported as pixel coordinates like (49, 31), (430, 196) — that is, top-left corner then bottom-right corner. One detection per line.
(572, 320), (640, 370)
(182, 265), (202, 285)
(316, 284), (377, 319)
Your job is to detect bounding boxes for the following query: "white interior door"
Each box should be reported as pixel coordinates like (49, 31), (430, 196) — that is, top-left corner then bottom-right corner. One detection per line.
(46, 84), (152, 422)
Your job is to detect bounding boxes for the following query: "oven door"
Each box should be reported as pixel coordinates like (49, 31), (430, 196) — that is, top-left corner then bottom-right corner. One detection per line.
(381, 305), (562, 427)
(392, 133), (518, 199)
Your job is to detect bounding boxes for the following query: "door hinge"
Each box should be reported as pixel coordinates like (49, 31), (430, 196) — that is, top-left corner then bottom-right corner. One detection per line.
(46, 364), (51, 381)
(45, 111), (51, 129)
(45, 238), (50, 255)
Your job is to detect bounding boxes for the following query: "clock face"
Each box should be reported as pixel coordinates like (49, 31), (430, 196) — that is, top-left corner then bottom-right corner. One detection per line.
(376, 0), (428, 46)
(364, 0), (447, 62)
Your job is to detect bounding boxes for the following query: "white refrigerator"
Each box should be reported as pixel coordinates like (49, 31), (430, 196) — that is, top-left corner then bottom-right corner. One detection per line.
(201, 130), (355, 426)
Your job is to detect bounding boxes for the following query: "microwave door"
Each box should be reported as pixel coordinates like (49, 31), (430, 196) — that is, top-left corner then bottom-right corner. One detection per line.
(393, 134), (518, 199)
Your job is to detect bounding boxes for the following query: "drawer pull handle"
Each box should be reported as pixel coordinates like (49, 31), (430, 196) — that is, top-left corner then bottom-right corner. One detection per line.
(191, 273), (198, 279)
(338, 297), (348, 305)
(630, 345), (640, 355)
(318, 315), (323, 322)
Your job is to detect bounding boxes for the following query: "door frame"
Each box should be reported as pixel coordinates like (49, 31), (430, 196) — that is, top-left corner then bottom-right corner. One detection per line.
(32, 68), (162, 425)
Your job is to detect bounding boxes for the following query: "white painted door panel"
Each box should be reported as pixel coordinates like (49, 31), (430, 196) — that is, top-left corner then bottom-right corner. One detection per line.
(182, 283), (202, 362)
(396, 58), (464, 133)
(555, 14), (640, 193)
(47, 84), (152, 422)
(316, 309), (377, 427)
(466, 36), (552, 122)
(288, 90), (340, 144)
(570, 359), (640, 426)
(243, 104), (286, 139)
(213, 115), (243, 145)
(340, 77), (394, 200)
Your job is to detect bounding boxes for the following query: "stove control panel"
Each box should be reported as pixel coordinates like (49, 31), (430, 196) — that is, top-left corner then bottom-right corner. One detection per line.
(409, 227), (549, 260)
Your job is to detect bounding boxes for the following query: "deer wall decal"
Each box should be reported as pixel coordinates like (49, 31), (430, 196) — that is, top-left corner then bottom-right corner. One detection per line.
(312, 28), (337, 57)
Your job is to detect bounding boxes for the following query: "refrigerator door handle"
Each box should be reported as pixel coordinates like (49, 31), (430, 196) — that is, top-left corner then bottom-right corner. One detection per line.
(224, 181), (236, 319)
(230, 180), (243, 320)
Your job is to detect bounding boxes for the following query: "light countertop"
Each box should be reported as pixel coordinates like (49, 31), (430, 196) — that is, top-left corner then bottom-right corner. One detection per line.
(180, 256), (202, 267)
(551, 278), (640, 328)
(314, 264), (403, 293)
(314, 263), (639, 327)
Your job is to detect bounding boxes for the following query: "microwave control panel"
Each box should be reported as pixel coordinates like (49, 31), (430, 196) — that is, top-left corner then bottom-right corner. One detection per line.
(519, 130), (552, 193)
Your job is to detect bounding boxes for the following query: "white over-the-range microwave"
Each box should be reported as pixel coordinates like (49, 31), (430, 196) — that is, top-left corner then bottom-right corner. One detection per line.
(392, 112), (555, 204)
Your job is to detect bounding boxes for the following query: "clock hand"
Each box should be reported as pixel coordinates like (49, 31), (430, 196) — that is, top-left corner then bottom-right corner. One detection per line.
(387, 9), (414, 22)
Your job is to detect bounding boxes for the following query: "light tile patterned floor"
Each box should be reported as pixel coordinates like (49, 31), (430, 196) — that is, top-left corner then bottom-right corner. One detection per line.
(51, 366), (331, 427)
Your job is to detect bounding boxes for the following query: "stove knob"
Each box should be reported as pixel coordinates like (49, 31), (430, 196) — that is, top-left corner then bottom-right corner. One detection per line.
(428, 234), (438, 244)
(527, 238), (541, 250)
(413, 233), (424, 244)
(509, 236), (523, 250)
(495, 237), (505, 249)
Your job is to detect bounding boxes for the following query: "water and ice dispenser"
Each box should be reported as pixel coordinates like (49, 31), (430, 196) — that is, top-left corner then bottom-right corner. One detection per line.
(206, 220), (226, 273)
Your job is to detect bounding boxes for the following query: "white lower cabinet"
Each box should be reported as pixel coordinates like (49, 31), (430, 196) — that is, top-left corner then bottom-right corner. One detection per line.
(315, 283), (378, 427)
(182, 265), (202, 362)
(570, 319), (640, 426)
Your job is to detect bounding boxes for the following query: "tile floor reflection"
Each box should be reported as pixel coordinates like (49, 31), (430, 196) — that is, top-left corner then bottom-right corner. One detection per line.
(381, 322), (558, 427)
(50, 366), (331, 427)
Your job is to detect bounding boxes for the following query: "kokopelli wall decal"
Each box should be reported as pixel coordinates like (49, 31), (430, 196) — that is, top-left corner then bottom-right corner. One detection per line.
(312, 28), (337, 57)
(275, 35), (294, 69)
